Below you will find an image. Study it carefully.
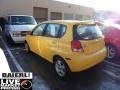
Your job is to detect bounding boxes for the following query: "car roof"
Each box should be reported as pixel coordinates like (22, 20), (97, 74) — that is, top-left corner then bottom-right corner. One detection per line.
(43, 20), (96, 25)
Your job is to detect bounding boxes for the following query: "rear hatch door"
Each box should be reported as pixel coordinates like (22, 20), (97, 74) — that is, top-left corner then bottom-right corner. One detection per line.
(73, 24), (105, 54)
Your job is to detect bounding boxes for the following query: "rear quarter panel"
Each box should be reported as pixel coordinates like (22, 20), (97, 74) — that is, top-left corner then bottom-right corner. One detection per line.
(56, 23), (73, 61)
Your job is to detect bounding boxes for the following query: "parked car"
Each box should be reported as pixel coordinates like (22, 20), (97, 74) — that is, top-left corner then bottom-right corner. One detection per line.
(101, 19), (120, 59)
(25, 20), (106, 78)
(4, 15), (37, 43)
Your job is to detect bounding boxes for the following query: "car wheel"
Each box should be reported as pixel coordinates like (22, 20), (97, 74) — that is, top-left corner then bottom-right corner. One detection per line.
(53, 57), (70, 78)
(25, 42), (30, 53)
(106, 45), (117, 59)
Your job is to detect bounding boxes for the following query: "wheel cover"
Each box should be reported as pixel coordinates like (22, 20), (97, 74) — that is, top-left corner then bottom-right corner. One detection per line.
(107, 45), (116, 59)
(55, 60), (66, 77)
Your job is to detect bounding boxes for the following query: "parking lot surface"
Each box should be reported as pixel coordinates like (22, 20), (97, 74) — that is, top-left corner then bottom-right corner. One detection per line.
(0, 36), (120, 90)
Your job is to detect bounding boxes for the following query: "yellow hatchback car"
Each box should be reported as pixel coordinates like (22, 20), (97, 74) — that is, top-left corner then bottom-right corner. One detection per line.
(25, 20), (106, 78)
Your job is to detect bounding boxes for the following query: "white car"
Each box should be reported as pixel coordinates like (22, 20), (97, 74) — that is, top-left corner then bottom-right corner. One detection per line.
(5, 15), (37, 43)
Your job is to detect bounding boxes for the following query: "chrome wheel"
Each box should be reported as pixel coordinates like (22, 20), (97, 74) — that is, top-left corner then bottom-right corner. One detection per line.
(55, 59), (67, 77)
(107, 45), (117, 59)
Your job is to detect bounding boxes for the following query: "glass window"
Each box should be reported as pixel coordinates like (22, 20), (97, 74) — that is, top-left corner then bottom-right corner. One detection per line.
(75, 15), (83, 20)
(32, 24), (46, 36)
(64, 13), (73, 20)
(45, 24), (60, 37)
(11, 16), (37, 25)
(60, 25), (66, 37)
(73, 25), (103, 40)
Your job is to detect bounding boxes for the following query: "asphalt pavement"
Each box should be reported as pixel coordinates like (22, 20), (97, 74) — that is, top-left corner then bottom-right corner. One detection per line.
(0, 36), (120, 90)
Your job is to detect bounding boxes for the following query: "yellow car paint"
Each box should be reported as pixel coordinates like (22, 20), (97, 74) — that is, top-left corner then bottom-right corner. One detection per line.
(25, 20), (107, 72)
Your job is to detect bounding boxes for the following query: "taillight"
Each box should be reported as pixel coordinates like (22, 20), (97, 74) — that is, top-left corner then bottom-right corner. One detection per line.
(71, 40), (83, 52)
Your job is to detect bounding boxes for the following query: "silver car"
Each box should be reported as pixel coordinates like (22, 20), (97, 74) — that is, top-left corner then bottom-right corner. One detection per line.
(5, 15), (37, 43)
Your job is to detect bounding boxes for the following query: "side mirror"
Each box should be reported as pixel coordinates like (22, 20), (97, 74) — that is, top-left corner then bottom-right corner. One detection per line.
(0, 27), (2, 32)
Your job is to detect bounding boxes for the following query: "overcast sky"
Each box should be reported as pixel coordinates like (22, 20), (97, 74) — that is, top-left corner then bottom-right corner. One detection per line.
(54, 0), (120, 12)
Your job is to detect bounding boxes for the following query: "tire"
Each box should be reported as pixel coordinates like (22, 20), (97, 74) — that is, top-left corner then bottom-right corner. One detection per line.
(106, 45), (118, 59)
(25, 42), (31, 53)
(53, 57), (70, 78)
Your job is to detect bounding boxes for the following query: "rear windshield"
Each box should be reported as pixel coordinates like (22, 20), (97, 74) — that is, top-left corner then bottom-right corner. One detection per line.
(73, 24), (103, 40)
(11, 16), (37, 25)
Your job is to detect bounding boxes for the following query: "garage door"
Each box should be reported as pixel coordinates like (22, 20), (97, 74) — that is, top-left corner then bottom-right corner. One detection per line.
(33, 7), (48, 22)
(75, 14), (83, 20)
(64, 13), (73, 20)
(51, 12), (62, 20)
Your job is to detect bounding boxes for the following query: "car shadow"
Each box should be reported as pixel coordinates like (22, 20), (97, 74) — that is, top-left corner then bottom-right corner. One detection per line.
(18, 50), (108, 90)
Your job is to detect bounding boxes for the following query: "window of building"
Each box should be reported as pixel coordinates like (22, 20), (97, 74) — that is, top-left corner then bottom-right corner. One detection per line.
(64, 13), (73, 20)
(75, 15), (83, 20)
(82, 16), (91, 20)
(51, 12), (62, 20)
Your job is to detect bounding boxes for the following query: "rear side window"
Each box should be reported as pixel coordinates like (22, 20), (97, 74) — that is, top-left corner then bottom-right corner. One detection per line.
(73, 25), (103, 40)
(59, 25), (66, 38)
(44, 24), (60, 38)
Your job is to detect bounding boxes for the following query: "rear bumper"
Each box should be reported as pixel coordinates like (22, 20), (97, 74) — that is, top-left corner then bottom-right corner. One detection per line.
(66, 47), (107, 72)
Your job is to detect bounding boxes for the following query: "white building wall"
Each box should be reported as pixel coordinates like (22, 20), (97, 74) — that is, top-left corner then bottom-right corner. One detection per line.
(0, 0), (94, 20)
(0, 0), (33, 16)
(33, 0), (94, 19)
